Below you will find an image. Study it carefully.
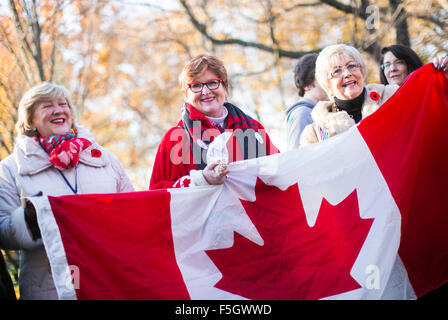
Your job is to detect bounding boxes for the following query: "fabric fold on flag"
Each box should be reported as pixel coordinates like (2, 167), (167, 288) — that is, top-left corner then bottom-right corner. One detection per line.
(33, 65), (447, 300)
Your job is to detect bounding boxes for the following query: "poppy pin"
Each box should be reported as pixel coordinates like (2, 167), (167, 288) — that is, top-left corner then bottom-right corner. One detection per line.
(370, 91), (380, 101)
(91, 149), (102, 158)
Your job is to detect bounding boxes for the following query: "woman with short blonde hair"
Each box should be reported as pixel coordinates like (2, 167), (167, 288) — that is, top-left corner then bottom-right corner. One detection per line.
(303, 45), (448, 148)
(16, 82), (76, 137)
(315, 44), (368, 97)
(0, 82), (134, 299)
(300, 44), (398, 146)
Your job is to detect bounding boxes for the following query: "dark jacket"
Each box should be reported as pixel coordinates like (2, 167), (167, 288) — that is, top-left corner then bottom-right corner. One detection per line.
(0, 252), (16, 300)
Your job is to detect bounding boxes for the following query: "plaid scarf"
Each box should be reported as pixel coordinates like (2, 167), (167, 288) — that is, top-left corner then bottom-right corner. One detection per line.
(181, 102), (266, 170)
(36, 129), (92, 170)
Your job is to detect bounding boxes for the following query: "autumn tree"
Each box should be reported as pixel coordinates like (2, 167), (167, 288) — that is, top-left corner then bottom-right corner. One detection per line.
(2, 0), (446, 185)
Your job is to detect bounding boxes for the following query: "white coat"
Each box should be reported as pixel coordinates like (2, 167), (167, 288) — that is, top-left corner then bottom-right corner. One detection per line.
(0, 125), (134, 299)
(300, 83), (398, 147)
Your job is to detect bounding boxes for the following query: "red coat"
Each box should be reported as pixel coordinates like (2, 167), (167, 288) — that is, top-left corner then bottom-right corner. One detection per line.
(149, 105), (279, 189)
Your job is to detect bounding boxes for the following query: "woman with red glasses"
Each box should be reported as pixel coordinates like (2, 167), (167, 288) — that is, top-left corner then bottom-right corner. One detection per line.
(149, 53), (279, 189)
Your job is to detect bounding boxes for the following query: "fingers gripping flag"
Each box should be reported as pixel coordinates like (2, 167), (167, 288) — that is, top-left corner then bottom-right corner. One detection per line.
(31, 65), (447, 299)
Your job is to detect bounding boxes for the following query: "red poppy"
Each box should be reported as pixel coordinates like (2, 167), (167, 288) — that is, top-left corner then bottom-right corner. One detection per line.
(370, 91), (380, 101)
(91, 149), (102, 158)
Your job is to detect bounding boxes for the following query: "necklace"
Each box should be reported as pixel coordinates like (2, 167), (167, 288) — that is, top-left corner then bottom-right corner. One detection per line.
(37, 138), (78, 194)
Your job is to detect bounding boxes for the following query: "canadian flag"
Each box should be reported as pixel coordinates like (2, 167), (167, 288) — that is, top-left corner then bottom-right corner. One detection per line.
(31, 64), (448, 300)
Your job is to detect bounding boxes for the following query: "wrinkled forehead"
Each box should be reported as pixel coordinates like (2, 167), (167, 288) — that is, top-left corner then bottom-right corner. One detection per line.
(328, 53), (357, 69)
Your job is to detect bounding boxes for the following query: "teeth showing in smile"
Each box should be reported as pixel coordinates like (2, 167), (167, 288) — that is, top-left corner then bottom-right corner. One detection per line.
(51, 119), (65, 124)
(201, 97), (215, 102)
(343, 81), (356, 87)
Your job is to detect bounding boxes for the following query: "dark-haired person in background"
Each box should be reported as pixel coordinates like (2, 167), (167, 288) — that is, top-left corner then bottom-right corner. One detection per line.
(285, 53), (328, 149)
(0, 251), (15, 300)
(380, 45), (424, 86)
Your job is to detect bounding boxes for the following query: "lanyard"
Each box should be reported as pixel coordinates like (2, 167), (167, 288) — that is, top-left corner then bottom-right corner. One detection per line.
(37, 138), (78, 194)
(57, 166), (78, 194)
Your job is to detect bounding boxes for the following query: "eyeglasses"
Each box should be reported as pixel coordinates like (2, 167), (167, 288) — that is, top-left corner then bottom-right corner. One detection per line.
(187, 78), (222, 93)
(328, 62), (361, 79)
(381, 59), (405, 70)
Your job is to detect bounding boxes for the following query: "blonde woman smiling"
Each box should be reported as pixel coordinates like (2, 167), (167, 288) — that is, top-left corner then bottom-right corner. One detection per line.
(0, 82), (134, 299)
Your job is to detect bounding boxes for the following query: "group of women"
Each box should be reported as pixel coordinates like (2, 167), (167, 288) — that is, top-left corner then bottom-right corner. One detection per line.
(298, 44), (430, 146)
(0, 43), (447, 300)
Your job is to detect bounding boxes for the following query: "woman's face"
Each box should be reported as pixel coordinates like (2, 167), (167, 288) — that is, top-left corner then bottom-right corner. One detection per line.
(327, 55), (364, 100)
(184, 69), (227, 118)
(382, 51), (409, 86)
(32, 97), (72, 137)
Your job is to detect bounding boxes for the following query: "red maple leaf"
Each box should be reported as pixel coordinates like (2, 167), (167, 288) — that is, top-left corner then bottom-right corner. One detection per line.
(206, 178), (373, 299)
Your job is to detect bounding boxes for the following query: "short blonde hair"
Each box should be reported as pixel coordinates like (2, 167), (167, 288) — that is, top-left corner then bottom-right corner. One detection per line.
(315, 44), (367, 96)
(16, 82), (76, 136)
(179, 53), (229, 92)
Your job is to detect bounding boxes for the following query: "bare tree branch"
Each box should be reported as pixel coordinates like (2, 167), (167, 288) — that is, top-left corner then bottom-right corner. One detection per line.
(178, 0), (320, 59)
(29, 0), (45, 81)
(410, 12), (447, 29)
(0, 21), (34, 85)
(389, 0), (410, 46)
(319, 0), (368, 18)
(237, 1), (322, 24)
(8, 0), (37, 83)
(48, 1), (62, 82)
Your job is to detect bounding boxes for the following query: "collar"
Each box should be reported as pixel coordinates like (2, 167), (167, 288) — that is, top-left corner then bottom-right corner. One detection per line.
(284, 98), (316, 115)
(15, 125), (107, 176)
(334, 88), (366, 123)
(205, 106), (228, 129)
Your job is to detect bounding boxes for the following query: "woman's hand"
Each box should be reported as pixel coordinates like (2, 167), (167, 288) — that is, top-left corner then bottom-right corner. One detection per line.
(433, 53), (448, 74)
(22, 190), (43, 240)
(202, 160), (229, 185)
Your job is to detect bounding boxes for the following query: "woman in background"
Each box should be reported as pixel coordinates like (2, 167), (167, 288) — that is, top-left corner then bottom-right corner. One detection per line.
(379, 44), (424, 86)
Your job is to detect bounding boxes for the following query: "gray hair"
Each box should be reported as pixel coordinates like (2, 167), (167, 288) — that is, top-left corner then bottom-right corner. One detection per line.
(16, 82), (77, 136)
(315, 44), (367, 97)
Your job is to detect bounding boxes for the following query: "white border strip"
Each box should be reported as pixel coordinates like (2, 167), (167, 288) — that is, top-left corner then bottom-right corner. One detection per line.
(30, 196), (77, 300)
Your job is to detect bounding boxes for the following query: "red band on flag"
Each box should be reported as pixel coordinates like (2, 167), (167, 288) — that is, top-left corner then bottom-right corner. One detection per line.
(358, 64), (448, 297)
(48, 190), (190, 300)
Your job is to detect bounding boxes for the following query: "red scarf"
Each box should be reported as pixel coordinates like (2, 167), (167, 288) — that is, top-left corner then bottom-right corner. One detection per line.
(181, 102), (265, 170)
(36, 129), (92, 170)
